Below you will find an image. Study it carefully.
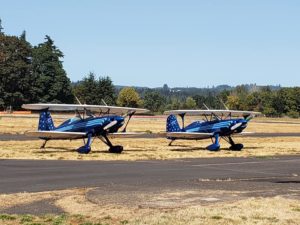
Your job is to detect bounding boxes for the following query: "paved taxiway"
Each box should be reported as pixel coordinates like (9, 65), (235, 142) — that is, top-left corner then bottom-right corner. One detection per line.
(1, 156), (300, 195)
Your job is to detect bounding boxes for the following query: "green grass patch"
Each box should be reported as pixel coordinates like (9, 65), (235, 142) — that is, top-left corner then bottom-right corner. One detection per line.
(20, 214), (34, 223)
(0, 214), (16, 221)
(52, 214), (67, 225)
(292, 207), (300, 212)
(211, 215), (222, 220)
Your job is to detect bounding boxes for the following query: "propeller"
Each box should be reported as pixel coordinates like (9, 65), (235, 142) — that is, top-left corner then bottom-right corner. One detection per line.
(104, 120), (118, 131)
(245, 114), (254, 121)
(230, 122), (243, 131)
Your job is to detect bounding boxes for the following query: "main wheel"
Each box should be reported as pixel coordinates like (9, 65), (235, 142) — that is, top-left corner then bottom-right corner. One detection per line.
(206, 143), (220, 151)
(229, 144), (244, 151)
(109, 145), (124, 154)
(77, 145), (91, 154)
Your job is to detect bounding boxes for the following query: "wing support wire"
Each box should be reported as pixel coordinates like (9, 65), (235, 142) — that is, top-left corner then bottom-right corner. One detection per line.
(97, 108), (114, 117)
(75, 109), (83, 120)
(202, 104), (221, 121)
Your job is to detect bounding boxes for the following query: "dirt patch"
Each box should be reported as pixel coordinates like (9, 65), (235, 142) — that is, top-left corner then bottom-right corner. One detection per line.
(0, 199), (64, 215)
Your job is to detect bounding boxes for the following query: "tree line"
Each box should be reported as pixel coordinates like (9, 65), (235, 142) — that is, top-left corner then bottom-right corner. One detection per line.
(114, 85), (300, 118)
(0, 23), (299, 117)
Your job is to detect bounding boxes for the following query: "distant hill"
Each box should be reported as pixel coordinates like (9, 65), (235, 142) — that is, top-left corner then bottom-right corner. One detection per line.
(114, 84), (282, 96)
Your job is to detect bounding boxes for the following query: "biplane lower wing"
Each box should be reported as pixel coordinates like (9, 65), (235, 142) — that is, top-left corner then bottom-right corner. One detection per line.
(108, 132), (148, 138)
(25, 131), (87, 139)
(166, 132), (214, 139)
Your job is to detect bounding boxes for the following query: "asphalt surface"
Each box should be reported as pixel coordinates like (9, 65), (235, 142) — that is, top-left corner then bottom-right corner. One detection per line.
(1, 156), (300, 195)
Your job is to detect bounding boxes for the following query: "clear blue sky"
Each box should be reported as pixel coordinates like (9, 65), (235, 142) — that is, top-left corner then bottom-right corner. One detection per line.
(1, 0), (299, 87)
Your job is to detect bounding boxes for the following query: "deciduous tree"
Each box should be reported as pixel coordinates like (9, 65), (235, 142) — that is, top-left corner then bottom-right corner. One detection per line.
(117, 87), (141, 107)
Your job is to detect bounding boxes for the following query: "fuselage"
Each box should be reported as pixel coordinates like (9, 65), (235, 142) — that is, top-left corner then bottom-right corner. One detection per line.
(184, 118), (248, 136)
(54, 115), (125, 135)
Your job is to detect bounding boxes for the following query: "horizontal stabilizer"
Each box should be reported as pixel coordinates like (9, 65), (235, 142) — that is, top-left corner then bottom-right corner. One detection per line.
(25, 131), (87, 139)
(166, 132), (214, 139)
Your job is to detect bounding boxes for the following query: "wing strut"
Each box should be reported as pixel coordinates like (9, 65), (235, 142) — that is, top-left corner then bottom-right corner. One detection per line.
(179, 113), (186, 130)
(122, 111), (136, 132)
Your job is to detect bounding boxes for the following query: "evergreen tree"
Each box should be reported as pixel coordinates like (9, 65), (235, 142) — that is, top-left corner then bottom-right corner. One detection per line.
(144, 90), (165, 112)
(73, 73), (116, 105)
(32, 35), (73, 103)
(73, 72), (97, 104)
(0, 18), (3, 35)
(0, 33), (33, 110)
(97, 76), (116, 105)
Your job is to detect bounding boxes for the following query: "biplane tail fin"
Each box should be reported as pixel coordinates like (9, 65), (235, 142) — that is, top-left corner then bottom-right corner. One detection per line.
(166, 115), (181, 132)
(38, 110), (55, 131)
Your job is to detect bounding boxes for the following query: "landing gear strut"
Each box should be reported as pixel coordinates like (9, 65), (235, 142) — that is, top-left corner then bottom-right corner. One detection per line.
(40, 140), (48, 149)
(99, 134), (123, 154)
(206, 134), (220, 151)
(168, 139), (175, 146)
(223, 136), (244, 151)
(77, 133), (92, 154)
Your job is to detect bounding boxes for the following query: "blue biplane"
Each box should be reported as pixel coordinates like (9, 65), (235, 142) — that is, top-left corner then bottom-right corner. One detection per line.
(164, 109), (261, 151)
(22, 103), (149, 154)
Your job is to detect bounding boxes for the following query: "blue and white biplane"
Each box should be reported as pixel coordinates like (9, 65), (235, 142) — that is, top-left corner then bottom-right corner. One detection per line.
(22, 103), (149, 154)
(164, 109), (261, 151)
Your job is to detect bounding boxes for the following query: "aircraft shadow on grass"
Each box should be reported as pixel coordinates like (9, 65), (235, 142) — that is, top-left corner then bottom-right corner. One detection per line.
(275, 180), (300, 184)
(170, 145), (260, 152)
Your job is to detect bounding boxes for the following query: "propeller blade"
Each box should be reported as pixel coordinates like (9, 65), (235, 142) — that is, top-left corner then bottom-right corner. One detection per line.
(104, 120), (118, 130)
(231, 122), (243, 131)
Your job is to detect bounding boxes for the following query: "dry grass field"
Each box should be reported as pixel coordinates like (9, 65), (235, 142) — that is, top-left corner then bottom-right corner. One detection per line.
(0, 115), (300, 160)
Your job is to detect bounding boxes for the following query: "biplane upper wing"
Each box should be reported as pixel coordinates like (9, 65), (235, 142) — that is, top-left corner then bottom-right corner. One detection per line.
(164, 109), (261, 117)
(22, 103), (149, 115)
(165, 132), (214, 139)
(25, 131), (87, 139)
